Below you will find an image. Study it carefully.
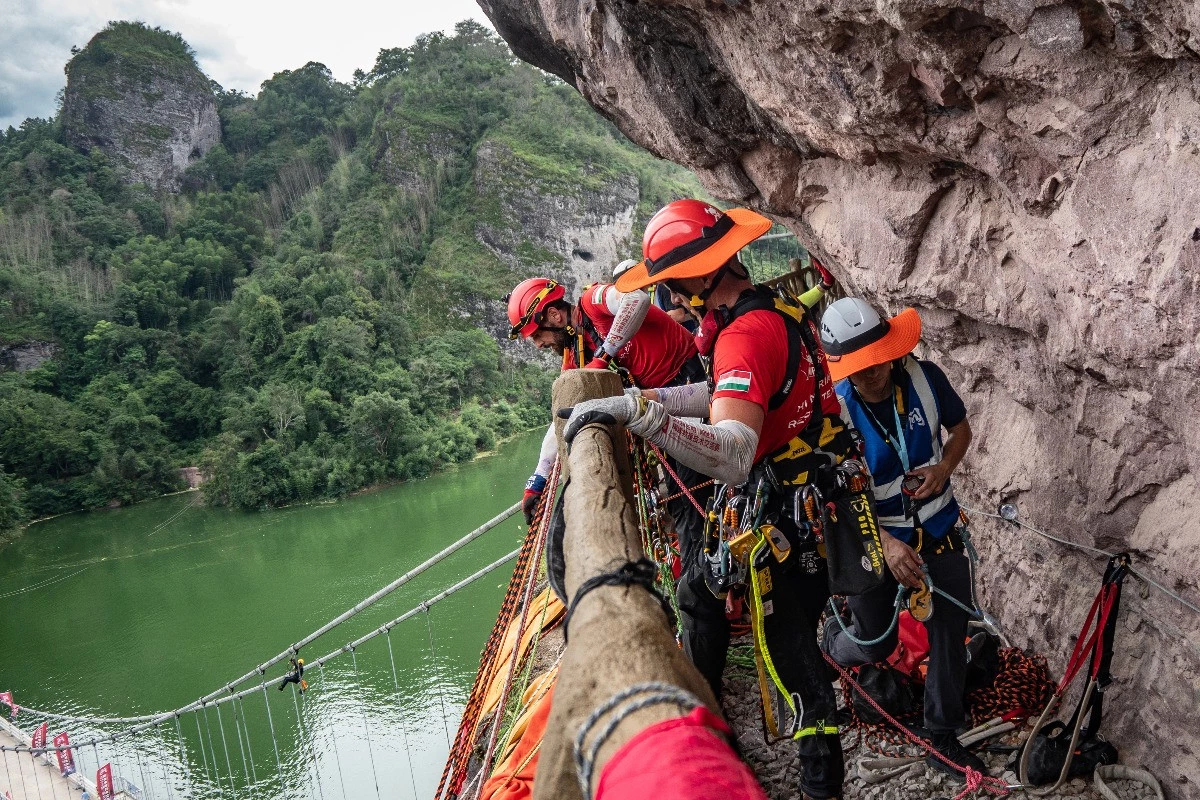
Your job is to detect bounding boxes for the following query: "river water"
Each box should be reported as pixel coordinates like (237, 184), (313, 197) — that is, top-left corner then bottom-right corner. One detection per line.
(0, 430), (542, 800)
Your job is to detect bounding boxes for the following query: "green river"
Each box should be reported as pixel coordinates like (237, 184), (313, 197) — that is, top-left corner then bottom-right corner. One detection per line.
(0, 430), (542, 800)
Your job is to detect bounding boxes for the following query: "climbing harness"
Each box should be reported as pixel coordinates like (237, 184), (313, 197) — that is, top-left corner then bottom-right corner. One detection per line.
(1018, 553), (1130, 794)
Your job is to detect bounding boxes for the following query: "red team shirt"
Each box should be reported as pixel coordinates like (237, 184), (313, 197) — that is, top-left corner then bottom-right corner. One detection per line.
(710, 310), (839, 461)
(563, 283), (698, 389)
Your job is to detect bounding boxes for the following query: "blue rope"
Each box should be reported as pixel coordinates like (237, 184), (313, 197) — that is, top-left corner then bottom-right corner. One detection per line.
(826, 585), (906, 647)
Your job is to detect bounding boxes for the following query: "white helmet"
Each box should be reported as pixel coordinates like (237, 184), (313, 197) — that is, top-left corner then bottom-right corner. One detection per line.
(819, 297), (886, 357)
(613, 259), (638, 279)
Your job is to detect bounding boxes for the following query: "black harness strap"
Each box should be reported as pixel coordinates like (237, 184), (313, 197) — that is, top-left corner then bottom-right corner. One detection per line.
(562, 558), (674, 644)
(717, 286), (824, 424)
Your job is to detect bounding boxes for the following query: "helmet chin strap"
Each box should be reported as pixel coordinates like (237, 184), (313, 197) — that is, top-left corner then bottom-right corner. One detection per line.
(690, 260), (749, 315)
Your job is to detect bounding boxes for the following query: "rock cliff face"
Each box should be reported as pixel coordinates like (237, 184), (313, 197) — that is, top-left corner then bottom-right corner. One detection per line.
(473, 138), (640, 359)
(478, 0), (1200, 790)
(61, 24), (219, 191)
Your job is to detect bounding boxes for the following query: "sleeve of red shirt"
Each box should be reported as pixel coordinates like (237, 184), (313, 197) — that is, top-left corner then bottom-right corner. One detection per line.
(710, 313), (786, 411)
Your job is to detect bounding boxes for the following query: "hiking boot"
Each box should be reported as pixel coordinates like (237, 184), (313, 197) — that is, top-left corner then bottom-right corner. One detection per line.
(926, 731), (988, 781)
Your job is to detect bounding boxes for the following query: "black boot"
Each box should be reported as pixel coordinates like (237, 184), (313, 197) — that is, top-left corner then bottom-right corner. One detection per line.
(926, 731), (987, 780)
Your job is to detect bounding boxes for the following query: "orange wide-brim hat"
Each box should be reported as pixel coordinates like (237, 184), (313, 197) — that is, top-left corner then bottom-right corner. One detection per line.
(614, 208), (773, 293)
(824, 307), (923, 382)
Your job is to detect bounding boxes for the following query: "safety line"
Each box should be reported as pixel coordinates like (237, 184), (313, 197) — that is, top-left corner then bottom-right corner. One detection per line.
(962, 502), (1200, 615)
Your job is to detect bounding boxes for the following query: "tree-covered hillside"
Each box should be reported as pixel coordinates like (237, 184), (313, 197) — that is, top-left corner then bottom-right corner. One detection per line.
(0, 20), (702, 531)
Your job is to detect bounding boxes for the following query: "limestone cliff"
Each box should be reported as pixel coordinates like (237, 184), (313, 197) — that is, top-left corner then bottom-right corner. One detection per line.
(61, 22), (219, 191)
(478, 0), (1200, 791)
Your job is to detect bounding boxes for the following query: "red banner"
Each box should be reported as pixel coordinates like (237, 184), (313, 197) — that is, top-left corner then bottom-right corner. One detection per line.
(97, 763), (114, 800)
(53, 732), (75, 776)
(0, 691), (16, 718)
(31, 722), (48, 750)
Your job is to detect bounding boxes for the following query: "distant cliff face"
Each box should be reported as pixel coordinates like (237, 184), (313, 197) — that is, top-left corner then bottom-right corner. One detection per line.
(479, 0), (1200, 787)
(61, 23), (219, 191)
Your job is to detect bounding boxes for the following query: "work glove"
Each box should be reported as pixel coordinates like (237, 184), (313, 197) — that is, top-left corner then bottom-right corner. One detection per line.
(583, 356), (611, 371)
(558, 392), (667, 444)
(523, 473), (547, 526)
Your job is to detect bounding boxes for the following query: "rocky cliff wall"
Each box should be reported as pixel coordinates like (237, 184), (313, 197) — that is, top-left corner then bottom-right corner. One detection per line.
(473, 138), (640, 359)
(478, 0), (1200, 791)
(61, 26), (219, 191)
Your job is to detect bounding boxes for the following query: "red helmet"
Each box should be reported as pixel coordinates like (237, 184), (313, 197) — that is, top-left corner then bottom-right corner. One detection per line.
(642, 199), (726, 266)
(505, 277), (565, 339)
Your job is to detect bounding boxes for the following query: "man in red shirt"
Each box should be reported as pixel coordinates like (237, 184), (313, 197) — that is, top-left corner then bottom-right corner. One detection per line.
(561, 200), (860, 800)
(505, 275), (703, 523)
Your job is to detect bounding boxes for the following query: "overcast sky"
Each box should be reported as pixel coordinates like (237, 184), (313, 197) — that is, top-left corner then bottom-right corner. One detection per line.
(0, 0), (487, 129)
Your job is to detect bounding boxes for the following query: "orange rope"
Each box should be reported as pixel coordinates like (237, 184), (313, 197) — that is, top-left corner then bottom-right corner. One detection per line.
(436, 460), (560, 800)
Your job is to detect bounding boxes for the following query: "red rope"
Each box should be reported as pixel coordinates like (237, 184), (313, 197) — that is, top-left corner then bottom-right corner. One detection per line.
(647, 442), (706, 514)
(823, 652), (1010, 799)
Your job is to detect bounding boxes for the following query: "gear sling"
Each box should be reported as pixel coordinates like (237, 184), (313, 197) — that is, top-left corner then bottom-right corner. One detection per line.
(699, 286), (884, 799)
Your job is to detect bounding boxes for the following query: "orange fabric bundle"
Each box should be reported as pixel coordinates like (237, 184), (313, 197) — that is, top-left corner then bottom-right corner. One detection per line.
(479, 682), (555, 800)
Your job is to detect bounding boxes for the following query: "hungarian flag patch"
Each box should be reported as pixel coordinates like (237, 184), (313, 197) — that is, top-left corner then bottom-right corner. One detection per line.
(716, 369), (752, 393)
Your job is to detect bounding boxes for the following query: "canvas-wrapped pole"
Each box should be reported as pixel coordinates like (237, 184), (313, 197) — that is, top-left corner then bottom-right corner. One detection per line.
(534, 369), (720, 800)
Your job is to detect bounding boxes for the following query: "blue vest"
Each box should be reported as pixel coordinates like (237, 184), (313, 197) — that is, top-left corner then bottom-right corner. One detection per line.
(836, 357), (959, 544)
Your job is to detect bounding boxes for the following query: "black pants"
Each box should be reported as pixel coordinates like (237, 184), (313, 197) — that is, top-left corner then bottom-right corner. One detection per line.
(668, 464), (843, 799)
(824, 532), (973, 733)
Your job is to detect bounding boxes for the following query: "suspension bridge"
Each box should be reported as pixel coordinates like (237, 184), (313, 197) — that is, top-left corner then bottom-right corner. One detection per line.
(0, 503), (525, 800)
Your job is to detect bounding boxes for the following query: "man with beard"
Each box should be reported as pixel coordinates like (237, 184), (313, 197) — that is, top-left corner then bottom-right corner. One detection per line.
(505, 275), (703, 525)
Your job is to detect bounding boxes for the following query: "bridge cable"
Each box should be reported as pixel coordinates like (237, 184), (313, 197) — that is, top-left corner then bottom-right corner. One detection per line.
(289, 682), (326, 800)
(173, 715), (189, 795)
(424, 605), (453, 749)
(214, 701), (235, 795)
(237, 691), (259, 790)
(229, 687), (251, 795)
(134, 743), (149, 800)
(11, 503), (522, 728)
(385, 629), (422, 800)
(349, 647), (383, 800)
(259, 680), (285, 794)
(201, 703), (224, 794)
(316, 661), (349, 800)
(194, 712), (212, 788)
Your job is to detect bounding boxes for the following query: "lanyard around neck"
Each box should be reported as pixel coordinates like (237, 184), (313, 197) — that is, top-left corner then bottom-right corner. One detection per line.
(860, 382), (910, 471)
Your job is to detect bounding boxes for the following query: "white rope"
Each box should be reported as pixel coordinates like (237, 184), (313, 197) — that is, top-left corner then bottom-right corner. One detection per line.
(229, 688), (252, 794)
(317, 662), (349, 800)
(12, 503), (521, 727)
(962, 502), (1200, 615)
(0, 567), (90, 600)
(385, 630), (421, 800)
(349, 648), (382, 800)
(214, 701), (235, 793)
(260, 681), (284, 793)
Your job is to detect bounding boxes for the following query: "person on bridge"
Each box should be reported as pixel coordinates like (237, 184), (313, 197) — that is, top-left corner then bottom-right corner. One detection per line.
(560, 199), (861, 800)
(505, 273), (704, 525)
(817, 297), (985, 780)
(278, 656), (306, 693)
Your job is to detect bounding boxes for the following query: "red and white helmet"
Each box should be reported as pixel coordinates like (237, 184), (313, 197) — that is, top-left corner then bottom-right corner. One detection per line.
(504, 277), (565, 339)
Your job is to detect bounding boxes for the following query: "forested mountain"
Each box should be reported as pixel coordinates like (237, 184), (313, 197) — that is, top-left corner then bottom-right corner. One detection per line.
(0, 20), (701, 531)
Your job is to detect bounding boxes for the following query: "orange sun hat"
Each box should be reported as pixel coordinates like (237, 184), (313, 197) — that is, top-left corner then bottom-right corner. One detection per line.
(615, 200), (773, 293)
(819, 298), (923, 382)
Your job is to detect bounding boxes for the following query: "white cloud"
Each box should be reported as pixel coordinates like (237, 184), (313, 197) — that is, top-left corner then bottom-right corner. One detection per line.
(0, 0), (486, 128)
